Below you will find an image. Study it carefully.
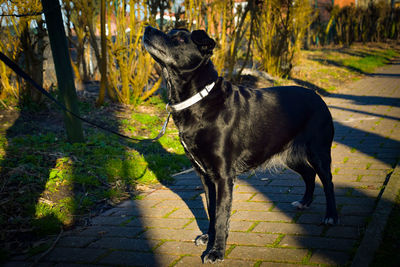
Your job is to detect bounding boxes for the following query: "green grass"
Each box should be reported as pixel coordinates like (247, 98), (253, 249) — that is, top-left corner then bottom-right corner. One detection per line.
(327, 48), (399, 74)
(0, 95), (191, 261)
(292, 45), (400, 93)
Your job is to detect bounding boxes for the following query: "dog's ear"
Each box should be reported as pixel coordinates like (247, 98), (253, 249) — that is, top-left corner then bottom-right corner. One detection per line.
(191, 30), (216, 55)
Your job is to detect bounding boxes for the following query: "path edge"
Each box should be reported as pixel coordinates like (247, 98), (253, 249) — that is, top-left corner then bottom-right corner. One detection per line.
(351, 162), (400, 267)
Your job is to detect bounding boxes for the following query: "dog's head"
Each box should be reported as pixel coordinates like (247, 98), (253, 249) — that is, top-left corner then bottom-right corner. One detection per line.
(143, 26), (216, 73)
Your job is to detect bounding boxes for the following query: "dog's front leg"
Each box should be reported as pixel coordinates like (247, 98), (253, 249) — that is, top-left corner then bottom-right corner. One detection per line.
(195, 173), (216, 246)
(203, 177), (234, 264)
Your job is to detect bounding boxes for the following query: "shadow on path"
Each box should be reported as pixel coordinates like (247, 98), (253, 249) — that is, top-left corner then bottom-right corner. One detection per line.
(134, 137), (396, 265)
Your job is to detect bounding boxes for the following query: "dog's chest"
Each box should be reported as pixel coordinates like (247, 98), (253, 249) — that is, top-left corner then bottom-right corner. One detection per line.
(179, 133), (206, 173)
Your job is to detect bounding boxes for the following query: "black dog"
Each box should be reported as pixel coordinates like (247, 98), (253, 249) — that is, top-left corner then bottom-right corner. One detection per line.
(143, 26), (337, 263)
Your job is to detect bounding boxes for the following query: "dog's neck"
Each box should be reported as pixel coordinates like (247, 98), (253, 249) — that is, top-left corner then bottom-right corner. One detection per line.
(163, 60), (218, 106)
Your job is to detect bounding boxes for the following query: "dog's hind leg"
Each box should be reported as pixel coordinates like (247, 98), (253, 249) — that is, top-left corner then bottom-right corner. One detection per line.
(202, 176), (234, 264)
(286, 157), (317, 210)
(308, 150), (338, 225)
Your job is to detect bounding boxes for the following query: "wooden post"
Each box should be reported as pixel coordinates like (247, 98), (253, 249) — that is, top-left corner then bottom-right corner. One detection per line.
(41, 0), (84, 143)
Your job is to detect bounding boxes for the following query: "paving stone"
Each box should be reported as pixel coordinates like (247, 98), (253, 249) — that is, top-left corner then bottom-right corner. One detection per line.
(105, 206), (178, 218)
(155, 199), (206, 209)
(173, 179), (203, 186)
(340, 204), (375, 216)
(232, 201), (273, 211)
(297, 214), (326, 224)
(359, 175), (388, 183)
(54, 263), (102, 267)
(351, 188), (381, 198)
(98, 250), (177, 266)
(4, 262), (52, 267)
(288, 186), (323, 195)
(139, 228), (202, 242)
(253, 186), (290, 194)
(228, 246), (308, 262)
(76, 226), (143, 238)
(260, 262), (314, 267)
(272, 202), (326, 213)
(268, 179), (304, 187)
(138, 217), (192, 229)
(313, 195), (376, 206)
(167, 207), (209, 219)
(184, 219), (209, 231)
(175, 255), (256, 266)
(280, 235), (356, 251)
(254, 193), (301, 203)
(184, 219), (254, 232)
(44, 247), (107, 263)
(116, 199), (161, 209)
(154, 241), (204, 256)
(227, 232), (278, 246)
(309, 249), (351, 265)
(123, 217), (143, 227)
(90, 215), (130, 226)
(249, 193), (273, 202)
(231, 210), (297, 222)
(325, 226), (363, 239)
(232, 192), (254, 201)
(339, 215), (368, 226)
(229, 220), (255, 231)
(88, 237), (153, 251)
(252, 222), (323, 236)
(57, 236), (98, 248)
(144, 189), (200, 200)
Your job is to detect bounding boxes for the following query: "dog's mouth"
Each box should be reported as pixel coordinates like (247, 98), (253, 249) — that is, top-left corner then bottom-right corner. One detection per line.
(143, 36), (167, 61)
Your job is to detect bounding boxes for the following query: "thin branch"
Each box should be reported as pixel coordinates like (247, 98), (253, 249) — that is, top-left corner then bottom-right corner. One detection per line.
(0, 12), (43, 17)
(31, 227), (64, 267)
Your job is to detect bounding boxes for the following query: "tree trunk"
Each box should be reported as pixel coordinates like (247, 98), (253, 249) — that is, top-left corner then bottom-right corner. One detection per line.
(42, 0), (84, 143)
(20, 19), (46, 105)
(96, 0), (107, 106)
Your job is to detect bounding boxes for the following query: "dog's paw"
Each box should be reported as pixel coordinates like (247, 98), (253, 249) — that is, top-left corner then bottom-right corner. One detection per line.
(203, 249), (224, 264)
(195, 234), (209, 246)
(291, 200), (309, 210)
(322, 216), (338, 225)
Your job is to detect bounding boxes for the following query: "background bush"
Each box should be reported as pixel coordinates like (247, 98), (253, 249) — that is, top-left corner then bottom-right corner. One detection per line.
(0, 0), (399, 107)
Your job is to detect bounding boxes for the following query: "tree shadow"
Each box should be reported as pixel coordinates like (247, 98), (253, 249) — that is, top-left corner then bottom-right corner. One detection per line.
(134, 140), (209, 233)
(0, 107), (62, 262)
(329, 105), (400, 121)
(328, 93), (400, 108)
(0, 99), (158, 265)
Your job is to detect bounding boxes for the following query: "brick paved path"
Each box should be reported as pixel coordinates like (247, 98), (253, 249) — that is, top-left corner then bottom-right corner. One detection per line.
(9, 60), (400, 266)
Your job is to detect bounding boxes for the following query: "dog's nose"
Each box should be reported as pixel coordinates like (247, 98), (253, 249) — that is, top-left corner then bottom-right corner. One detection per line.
(144, 26), (154, 35)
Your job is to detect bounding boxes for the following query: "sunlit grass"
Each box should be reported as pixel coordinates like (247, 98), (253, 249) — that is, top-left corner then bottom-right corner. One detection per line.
(338, 49), (398, 73)
(291, 45), (400, 93)
(0, 96), (191, 256)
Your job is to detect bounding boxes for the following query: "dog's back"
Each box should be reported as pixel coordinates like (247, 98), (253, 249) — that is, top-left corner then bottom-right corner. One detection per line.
(203, 82), (333, 175)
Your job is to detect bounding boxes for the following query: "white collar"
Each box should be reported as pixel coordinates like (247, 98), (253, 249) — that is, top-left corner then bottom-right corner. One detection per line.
(169, 82), (215, 112)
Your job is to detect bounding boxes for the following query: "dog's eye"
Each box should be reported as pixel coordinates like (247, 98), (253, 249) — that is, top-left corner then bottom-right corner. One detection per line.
(173, 34), (186, 44)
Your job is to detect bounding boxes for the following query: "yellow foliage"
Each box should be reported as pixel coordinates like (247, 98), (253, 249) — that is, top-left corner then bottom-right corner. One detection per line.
(253, 0), (314, 77)
(0, 0), (43, 104)
(106, 0), (156, 105)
